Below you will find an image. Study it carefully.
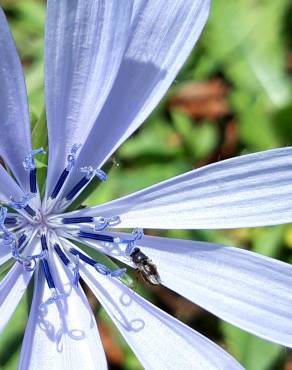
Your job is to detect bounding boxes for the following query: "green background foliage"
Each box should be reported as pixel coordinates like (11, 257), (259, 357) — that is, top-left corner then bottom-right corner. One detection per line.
(1, 0), (292, 369)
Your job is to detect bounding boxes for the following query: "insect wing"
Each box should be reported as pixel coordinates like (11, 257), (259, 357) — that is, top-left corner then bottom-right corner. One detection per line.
(139, 261), (161, 285)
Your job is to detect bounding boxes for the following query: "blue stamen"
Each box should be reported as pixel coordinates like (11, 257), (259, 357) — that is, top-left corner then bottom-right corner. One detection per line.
(30, 168), (37, 193)
(23, 250), (47, 272)
(9, 194), (36, 217)
(6, 231), (42, 272)
(2, 231), (16, 249)
(64, 166), (107, 201)
(66, 143), (82, 171)
(23, 148), (45, 171)
(80, 166), (107, 182)
(62, 216), (94, 224)
(41, 234), (48, 250)
(70, 247), (96, 266)
(39, 288), (66, 312)
(54, 243), (80, 285)
(41, 259), (55, 288)
(78, 231), (115, 243)
(0, 212), (45, 272)
(0, 207), (7, 224)
(64, 176), (90, 201)
(18, 233), (27, 247)
(61, 215), (120, 231)
(50, 169), (70, 199)
(94, 263), (126, 277)
(50, 143), (81, 199)
(4, 217), (17, 225)
(24, 205), (36, 217)
(39, 238), (66, 306)
(72, 254), (80, 285)
(125, 242), (138, 256)
(94, 216), (121, 231)
(23, 148), (45, 193)
(69, 248), (126, 278)
(0, 208), (17, 229)
(124, 229), (144, 256)
(54, 243), (70, 265)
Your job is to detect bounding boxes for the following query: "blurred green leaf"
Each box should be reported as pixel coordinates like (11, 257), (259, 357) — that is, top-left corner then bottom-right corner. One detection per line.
(31, 109), (48, 194)
(222, 323), (283, 370)
(0, 290), (30, 370)
(251, 226), (284, 257)
(84, 161), (189, 207)
(119, 117), (182, 160)
(171, 111), (219, 160)
(204, 0), (291, 106)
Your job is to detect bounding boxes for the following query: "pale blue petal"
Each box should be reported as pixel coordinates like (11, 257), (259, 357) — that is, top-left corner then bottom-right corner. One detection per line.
(64, 0), (210, 192)
(0, 8), (32, 192)
(19, 253), (107, 370)
(0, 248), (11, 266)
(74, 147), (292, 229)
(66, 231), (292, 347)
(81, 263), (243, 370)
(0, 164), (25, 203)
(134, 234), (292, 347)
(0, 262), (32, 334)
(44, 0), (132, 197)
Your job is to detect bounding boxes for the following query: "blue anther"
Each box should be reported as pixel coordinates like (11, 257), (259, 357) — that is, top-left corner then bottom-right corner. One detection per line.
(55, 244), (80, 286)
(4, 217), (17, 225)
(6, 231), (37, 271)
(0, 220), (45, 271)
(69, 248), (126, 278)
(50, 144), (81, 199)
(78, 231), (115, 243)
(41, 259), (55, 289)
(54, 244), (70, 265)
(66, 143), (82, 171)
(18, 233), (27, 247)
(62, 216), (94, 225)
(23, 148), (45, 171)
(65, 176), (90, 201)
(94, 215), (121, 231)
(70, 248), (96, 266)
(30, 168), (37, 194)
(24, 205), (36, 217)
(51, 169), (70, 199)
(63, 166), (107, 202)
(41, 234), (48, 251)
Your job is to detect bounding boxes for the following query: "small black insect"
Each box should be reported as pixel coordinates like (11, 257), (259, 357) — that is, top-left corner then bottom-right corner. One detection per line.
(130, 247), (161, 285)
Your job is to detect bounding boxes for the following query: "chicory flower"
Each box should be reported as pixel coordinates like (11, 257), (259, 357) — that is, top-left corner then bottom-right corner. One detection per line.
(1, 1), (292, 369)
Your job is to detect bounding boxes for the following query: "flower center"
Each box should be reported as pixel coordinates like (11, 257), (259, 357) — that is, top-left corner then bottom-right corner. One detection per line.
(0, 145), (160, 311)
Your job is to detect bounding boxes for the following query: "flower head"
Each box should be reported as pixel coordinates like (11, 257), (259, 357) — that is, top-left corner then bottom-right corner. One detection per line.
(1, 1), (292, 369)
